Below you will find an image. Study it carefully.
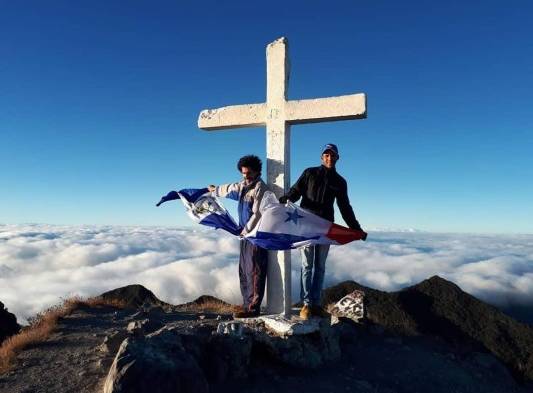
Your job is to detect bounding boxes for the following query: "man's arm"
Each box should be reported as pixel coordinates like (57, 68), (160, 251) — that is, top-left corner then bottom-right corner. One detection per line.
(337, 180), (363, 231)
(241, 181), (267, 236)
(279, 169), (308, 204)
(208, 183), (242, 201)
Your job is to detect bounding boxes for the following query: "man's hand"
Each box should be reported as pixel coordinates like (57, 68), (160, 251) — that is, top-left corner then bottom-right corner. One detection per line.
(208, 185), (216, 193)
(353, 226), (368, 241)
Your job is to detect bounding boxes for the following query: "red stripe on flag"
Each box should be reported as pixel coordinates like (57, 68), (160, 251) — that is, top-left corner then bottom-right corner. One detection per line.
(326, 223), (367, 244)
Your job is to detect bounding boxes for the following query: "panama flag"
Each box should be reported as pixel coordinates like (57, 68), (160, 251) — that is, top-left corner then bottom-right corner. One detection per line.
(244, 192), (367, 250)
(157, 189), (366, 249)
(156, 188), (242, 236)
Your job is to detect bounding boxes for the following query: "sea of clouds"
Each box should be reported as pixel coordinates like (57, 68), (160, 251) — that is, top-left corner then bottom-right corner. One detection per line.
(1, 223), (532, 324)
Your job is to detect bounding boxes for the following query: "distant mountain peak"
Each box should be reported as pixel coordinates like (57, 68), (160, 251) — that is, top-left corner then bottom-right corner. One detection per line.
(99, 284), (167, 308)
(322, 276), (533, 381)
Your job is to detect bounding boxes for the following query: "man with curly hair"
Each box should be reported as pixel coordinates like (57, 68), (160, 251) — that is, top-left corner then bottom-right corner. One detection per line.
(208, 155), (269, 318)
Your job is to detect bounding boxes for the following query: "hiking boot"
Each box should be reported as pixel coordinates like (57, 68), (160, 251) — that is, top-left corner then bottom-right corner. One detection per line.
(299, 305), (311, 320)
(311, 305), (329, 318)
(233, 309), (260, 319)
(232, 305), (246, 313)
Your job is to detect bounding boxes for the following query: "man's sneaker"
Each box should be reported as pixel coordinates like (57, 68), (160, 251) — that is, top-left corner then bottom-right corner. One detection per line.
(233, 309), (260, 319)
(299, 305), (311, 320)
(311, 305), (329, 318)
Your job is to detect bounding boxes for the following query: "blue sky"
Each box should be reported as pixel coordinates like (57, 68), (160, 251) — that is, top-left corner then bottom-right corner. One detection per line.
(1, 1), (532, 233)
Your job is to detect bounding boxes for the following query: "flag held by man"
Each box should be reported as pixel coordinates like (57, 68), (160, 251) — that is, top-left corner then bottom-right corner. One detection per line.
(245, 191), (366, 249)
(157, 188), (366, 249)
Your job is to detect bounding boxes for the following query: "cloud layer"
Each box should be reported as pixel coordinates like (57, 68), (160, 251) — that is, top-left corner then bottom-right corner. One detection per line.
(1, 224), (532, 323)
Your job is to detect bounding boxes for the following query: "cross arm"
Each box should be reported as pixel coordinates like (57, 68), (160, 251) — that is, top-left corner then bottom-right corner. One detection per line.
(198, 103), (267, 130)
(285, 93), (366, 125)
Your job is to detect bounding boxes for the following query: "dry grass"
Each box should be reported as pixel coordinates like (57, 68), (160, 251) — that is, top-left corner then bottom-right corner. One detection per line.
(178, 297), (239, 314)
(74, 296), (128, 309)
(0, 296), (127, 374)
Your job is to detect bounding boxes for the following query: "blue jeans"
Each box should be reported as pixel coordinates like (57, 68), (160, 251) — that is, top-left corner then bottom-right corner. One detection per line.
(300, 244), (330, 306)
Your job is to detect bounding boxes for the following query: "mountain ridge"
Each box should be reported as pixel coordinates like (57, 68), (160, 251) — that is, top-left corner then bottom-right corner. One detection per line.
(1, 276), (533, 392)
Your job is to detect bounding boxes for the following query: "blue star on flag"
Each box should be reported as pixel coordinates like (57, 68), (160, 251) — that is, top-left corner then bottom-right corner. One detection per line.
(285, 209), (304, 224)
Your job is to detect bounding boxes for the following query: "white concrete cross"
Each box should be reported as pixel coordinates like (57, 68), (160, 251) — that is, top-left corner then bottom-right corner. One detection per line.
(198, 37), (366, 317)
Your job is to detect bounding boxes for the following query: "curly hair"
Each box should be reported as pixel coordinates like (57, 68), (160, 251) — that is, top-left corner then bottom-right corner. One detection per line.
(237, 155), (262, 173)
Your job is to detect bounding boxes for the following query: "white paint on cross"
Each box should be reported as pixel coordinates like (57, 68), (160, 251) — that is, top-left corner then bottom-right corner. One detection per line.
(198, 37), (366, 317)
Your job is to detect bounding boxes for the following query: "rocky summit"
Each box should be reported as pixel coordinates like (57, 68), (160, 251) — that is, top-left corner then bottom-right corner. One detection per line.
(1, 277), (533, 393)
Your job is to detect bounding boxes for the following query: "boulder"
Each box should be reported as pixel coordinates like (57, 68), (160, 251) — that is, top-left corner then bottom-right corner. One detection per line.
(126, 318), (164, 337)
(253, 318), (340, 368)
(103, 328), (208, 393)
(98, 330), (129, 354)
(201, 335), (253, 382)
(0, 301), (20, 344)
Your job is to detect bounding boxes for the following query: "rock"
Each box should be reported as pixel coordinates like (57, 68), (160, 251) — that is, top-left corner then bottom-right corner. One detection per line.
(215, 321), (244, 336)
(353, 380), (373, 391)
(99, 284), (169, 309)
(259, 315), (321, 336)
(202, 335), (253, 382)
(384, 337), (403, 345)
(126, 321), (142, 336)
(322, 275), (533, 381)
(333, 318), (361, 344)
(103, 328), (208, 393)
(126, 318), (164, 337)
(468, 351), (512, 380)
(98, 330), (129, 354)
(472, 352), (501, 369)
(0, 300), (20, 344)
(253, 318), (340, 368)
(329, 290), (365, 323)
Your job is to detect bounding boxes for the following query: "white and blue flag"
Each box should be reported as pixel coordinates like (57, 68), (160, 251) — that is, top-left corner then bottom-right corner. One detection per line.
(156, 189), (366, 249)
(245, 192), (367, 249)
(156, 188), (241, 236)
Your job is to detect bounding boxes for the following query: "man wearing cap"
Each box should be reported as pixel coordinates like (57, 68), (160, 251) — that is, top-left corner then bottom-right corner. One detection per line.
(279, 143), (366, 320)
